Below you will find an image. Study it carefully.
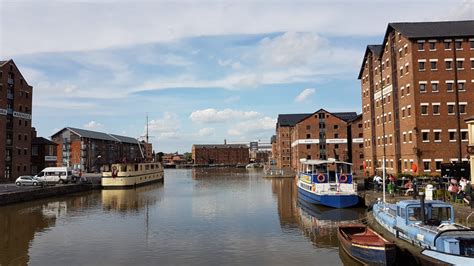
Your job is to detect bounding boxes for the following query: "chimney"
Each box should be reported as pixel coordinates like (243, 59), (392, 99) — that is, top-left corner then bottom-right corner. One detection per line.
(224, 139), (227, 144)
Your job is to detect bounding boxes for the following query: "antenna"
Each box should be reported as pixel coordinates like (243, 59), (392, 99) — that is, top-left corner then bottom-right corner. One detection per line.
(140, 112), (154, 143)
(146, 113), (149, 143)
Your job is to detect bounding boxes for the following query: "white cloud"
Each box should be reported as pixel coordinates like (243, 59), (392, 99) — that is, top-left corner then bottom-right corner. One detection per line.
(295, 88), (315, 102)
(260, 32), (327, 67)
(196, 127), (215, 137)
(227, 117), (277, 136)
(189, 108), (260, 123)
(2, 1), (468, 56)
(148, 112), (181, 140)
(84, 121), (103, 130)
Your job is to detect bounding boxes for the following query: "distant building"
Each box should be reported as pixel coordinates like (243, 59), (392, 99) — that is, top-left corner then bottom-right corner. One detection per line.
(31, 128), (58, 174)
(192, 144), (249, 166)
(51, 127), (148, 172)
(0, 59), (33, 181)
(359, 20), (474, 175)
(275, 113), (311, 169)
(289, 109), (362, 173)
(162, 153), (185, 167)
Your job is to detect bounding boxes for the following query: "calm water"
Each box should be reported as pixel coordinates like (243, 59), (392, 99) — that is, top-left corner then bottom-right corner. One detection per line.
(0, 168), (365, 265)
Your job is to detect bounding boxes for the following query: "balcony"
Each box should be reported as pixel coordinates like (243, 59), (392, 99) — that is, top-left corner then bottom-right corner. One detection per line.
(5, 156), (11, 162)
(7, 92), (13, 100)
(7, 78), (13, 85)
(6, 139), (12, 146)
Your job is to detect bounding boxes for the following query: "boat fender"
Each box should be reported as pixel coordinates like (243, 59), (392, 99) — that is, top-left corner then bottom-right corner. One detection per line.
(339, 174), (348, 183)
(317, 174), (325, 183)
(112, 166), (118, 178)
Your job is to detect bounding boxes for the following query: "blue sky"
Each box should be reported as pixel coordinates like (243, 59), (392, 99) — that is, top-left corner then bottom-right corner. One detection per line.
(1, 0), (473, 152)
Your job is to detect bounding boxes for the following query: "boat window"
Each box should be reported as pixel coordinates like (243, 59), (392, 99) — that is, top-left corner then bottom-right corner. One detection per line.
(430, 207), (451, 221)
(400, 208), (406, 218)
(135, 165), (139, 171)
(145, 165), (150, 170)
(151, 164), (154, 169)
(408, 207), (422, 221)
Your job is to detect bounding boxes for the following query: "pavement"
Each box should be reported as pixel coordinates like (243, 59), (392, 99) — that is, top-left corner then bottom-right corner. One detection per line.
(0, 173), (102, 195)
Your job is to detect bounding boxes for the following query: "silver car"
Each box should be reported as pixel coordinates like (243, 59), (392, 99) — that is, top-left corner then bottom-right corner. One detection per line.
(15, 175), (43, 186)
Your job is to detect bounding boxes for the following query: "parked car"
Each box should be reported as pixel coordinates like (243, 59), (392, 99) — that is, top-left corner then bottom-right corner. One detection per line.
(15, 176), (43, 186)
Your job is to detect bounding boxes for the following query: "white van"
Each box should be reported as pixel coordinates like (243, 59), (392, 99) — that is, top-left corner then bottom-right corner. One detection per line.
(35, 167), (73, 184)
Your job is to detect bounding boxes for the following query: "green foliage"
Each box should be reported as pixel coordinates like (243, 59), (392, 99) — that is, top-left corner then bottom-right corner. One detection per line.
(183, 152), (192, 162)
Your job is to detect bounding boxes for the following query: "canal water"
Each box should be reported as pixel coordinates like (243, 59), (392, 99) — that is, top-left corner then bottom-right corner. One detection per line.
(0, 168), (366, 265)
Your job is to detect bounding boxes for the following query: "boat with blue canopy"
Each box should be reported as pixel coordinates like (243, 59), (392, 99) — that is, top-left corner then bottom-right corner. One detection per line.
(296, 158), (359, 208)
(372, 197), (474, 264)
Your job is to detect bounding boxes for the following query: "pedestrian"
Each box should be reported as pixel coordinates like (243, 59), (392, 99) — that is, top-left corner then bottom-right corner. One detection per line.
(373, 174), (382, 192)
(448, 180), (459, 202)
(412, 178), (418, 199)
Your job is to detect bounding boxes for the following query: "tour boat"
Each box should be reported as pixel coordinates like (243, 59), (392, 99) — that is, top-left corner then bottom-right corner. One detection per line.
(296, 159), (359, 208)
(102, 162), (164, 188)
(372, 197), (474, 264)
(337, 224), (396, 265)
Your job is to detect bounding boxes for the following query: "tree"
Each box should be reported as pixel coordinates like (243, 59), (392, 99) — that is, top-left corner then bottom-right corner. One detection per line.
(183, 152), (192, 162)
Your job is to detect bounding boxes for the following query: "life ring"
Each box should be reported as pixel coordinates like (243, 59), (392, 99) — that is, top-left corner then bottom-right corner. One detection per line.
(339, 174), (348, 183)
(112, 166), (118, 178)
(317, 174), (326, 183)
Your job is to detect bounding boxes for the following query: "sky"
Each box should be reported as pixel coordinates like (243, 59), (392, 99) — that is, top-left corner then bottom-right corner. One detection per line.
(1, 0), (473, 153)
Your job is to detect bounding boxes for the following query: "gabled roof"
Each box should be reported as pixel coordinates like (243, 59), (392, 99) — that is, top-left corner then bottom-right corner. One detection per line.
(0, 59), (31, 86)
(295, 109), (358, 124)
(277, 113), (311, 127)
(193, 144), (248, 149)
(390, 20), (474, 39)
(32, 137), (57, 146)
(357, 44), (382, 79)
(381, 20), (474, 55)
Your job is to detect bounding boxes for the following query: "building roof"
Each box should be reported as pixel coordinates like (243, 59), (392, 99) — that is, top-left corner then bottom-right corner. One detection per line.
(332, 112), (359, 122)
(270, 135), (276, 144)
(357, 44), (382, 79)
(109, 134), (139, 144)
(193, 144), (248, 149)
(0, 60), (7, 66)
(66, 127), (118, 142)
(347, 113), (363, 123)
(52, 127), (140, 144)
(389, 20), (474, 39)
(277, 113), (311, 127)
(32, 137), (57, 146)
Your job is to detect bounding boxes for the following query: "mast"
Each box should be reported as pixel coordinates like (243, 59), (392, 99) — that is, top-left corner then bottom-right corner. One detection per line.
(146, 113), (149, 144)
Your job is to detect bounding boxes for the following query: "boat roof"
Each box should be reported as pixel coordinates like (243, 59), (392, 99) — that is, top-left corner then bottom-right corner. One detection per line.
(396, 200), (451, 208)
(299, 159), (352, 165)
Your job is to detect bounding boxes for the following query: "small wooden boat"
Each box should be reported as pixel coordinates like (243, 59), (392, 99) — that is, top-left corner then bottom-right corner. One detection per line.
(337, 224), (396, 265)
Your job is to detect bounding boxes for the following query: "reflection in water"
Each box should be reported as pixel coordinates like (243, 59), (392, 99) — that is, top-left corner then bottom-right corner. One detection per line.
(0, 169), (355, 265)
(271, 178), (299, 228)
(296, 199), (365, 248)
(0, 191), (101, 265)
(102, 183), (164, 213)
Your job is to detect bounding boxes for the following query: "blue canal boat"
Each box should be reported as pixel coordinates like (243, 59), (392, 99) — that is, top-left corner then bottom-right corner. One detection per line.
(372, 198), (474, 264)
(296, 159), (359, 208)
